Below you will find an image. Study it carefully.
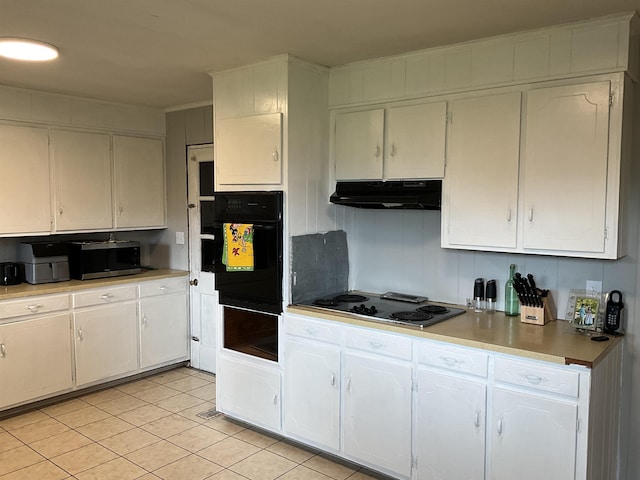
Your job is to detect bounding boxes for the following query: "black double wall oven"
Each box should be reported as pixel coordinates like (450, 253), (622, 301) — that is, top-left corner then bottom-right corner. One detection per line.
(213, 191), (283, 362)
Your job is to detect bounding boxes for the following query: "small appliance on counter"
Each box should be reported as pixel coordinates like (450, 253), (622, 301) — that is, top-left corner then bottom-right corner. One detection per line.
(68, 240), (141, 280)
(17, 242), (70, 284)
(0, 262), (24, 286)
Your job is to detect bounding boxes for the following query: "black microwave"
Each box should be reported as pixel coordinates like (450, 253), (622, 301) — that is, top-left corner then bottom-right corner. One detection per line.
(68, 240), (141, 280)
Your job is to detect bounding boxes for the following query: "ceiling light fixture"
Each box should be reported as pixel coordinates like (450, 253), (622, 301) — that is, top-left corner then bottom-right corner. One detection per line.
(0, 37), (59, 61)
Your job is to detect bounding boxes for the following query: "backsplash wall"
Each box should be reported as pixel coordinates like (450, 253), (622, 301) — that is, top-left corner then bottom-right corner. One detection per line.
(333, 207), (638, 322)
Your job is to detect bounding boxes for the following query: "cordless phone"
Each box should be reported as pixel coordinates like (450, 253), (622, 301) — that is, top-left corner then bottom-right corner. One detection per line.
(604, 290), (624, 335)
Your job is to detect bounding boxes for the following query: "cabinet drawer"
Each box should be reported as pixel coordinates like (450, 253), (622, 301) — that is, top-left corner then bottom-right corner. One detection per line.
(73, 285), (137, 308)
(0, 294), (70, 320)
(285, 314), (341, 344)
(493, 356), (580, 398)
(416, 341), (489, 377)
(344, 326), (412, 360)
(139, 277), (188, 297)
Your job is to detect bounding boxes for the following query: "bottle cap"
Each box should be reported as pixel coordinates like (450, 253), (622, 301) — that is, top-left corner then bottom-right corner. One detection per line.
(474, 278), (485, 299)
(486, 279), (497, 300)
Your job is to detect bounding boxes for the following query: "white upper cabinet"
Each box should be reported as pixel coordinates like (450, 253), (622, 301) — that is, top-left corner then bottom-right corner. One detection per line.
(334, 102), (447, 181)
(51, 130), (113, 231)
(334, 109), (384, 180)
(522, 81), (610, 254)
(113, 135), (166, 229)
(216, 113), (282, 186)
(442, 92), (521, 249)
(385, 102), (447, 179)
(0, 125), (51, 235)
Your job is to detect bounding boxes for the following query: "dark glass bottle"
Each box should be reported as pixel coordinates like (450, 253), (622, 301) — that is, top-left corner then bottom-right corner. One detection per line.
(505, 264), (520, 316)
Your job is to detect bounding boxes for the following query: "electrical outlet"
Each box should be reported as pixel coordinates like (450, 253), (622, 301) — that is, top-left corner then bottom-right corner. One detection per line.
(586, 280), (602, 295)
(176, 231), (185, 245)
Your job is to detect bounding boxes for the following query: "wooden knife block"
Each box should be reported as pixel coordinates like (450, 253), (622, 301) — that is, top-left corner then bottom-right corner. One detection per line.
(520, 294), (557, 326)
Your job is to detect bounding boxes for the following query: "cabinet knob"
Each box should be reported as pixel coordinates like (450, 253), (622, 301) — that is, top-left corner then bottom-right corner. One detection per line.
(189, 279), (198, 286)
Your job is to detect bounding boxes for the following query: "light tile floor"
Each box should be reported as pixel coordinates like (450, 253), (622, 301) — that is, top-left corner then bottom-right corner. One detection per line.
(0, 367), (393, 480)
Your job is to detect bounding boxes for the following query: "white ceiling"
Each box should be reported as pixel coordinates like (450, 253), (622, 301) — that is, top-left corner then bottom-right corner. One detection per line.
(1, 0), (639, 109)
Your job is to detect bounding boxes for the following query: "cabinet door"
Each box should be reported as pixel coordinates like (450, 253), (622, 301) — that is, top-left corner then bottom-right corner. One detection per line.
(343, 351), (412, 478)
(522, 82), (610, 253)
(216, 113), (282, 185)
(113, 135), (165, 228)
(334, 109), (384, 180)
(385, 102), (446, 179)
(489, 387), (577, 480)
(216, 354), (281, 432)
(0, 125), (51, 234)
(139, 293), (189, 369)
(283, 338), (340, 451)
(416, 369), (486, 480)
(51, 130), (113, 231)
(0, 314), (72, 409)
(443, 92), (521, 249)
(74, 302), (138, 386)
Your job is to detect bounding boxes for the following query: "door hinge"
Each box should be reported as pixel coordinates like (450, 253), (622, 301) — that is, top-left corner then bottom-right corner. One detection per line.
(446, 111), (452, 124)
(412, 380), (418, 393)
(411, 455), (418, 471)
(604, 226), (608, 240)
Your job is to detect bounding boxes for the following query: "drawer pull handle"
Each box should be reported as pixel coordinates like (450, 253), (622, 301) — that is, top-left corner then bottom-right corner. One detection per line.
(347, 377), (352, 392)
(272, 147), (279, 163)
(331, 373), (336, 386)
(369, 341), (383, 349)
(77, 328), (83, 341)
(273, 394), (278, 405)
(497, 418), (503, 436)
(142, 315), (148, 327)
(27, 304), (43, 312)
(528, 208), (534, 222)
(524, 374), (544, 385)
(390, 143), (397, 157)
(507, 208), (512, 223)
(374, 145), (381, 157)
(441, 356), (463, 367)
(474, 410), (480, 428)
(0, 343), (5, 357)
(100, 293), (114, 300)
(159, 286), (168, 291)
(305, 327), (319, 336)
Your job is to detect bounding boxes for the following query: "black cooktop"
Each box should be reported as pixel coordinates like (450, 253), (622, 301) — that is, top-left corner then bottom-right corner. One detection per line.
(304, 291), (466, 328)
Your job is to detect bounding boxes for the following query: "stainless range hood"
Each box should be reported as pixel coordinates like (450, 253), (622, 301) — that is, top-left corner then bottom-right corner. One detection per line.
(330, 180), (442, 210)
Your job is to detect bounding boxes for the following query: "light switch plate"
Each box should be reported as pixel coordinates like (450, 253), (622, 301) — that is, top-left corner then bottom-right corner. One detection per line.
(176, 231), (185, 245)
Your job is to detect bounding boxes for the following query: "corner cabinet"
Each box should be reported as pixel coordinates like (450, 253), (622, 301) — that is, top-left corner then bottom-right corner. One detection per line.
(0, 124), (51, 235)
(113, 135), (166, 229)
(334, 101), (447, 181)
(215, 113), (282, 186)
(442, 73), (631, 259)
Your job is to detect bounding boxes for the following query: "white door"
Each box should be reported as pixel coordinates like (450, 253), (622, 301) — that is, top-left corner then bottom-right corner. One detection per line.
(522, 81), (610, 253)
(416, 369), (486, 480)
(385, 102), (447, 180)
(489, 387), (578, 480)
(187, 144), (217, 373)
(283, 338), (340, 451)
(215, 113), (282, 185)
(343, 351), (413, 478)
(443, 92), (521, 249)
(334, 109), (384, 180)
(51, 129), (113, 231)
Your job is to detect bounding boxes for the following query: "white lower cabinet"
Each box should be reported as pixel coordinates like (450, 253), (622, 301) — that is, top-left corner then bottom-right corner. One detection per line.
(283, 338), (340, 451)
(489, 388), (577, 480)
(138, 278), (189, 369)
(216, 353), (281, 432)
(416, 369), (486, 480)
(0, 313), (73, 409)
(73, 301), (139, 386)
(343, 350), (413, 478)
